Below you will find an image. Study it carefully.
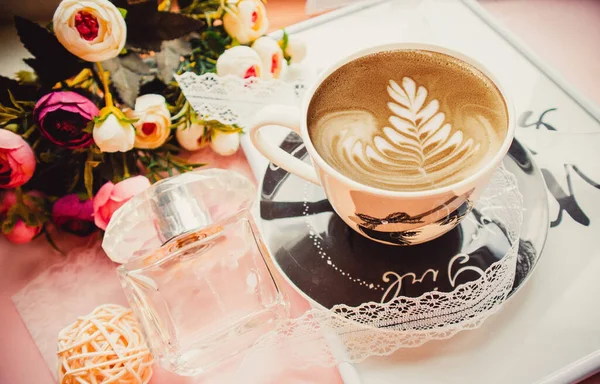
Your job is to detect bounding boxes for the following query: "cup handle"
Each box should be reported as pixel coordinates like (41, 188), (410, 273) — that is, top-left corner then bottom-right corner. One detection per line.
(249, 105), (321, 185)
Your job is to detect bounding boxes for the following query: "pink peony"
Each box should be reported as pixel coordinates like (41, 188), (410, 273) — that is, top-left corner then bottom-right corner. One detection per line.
(0, 130), (36, 188)
(33, 91), (99, 149)
(52, 194), (95, 236)
(93, 176), (151, 230)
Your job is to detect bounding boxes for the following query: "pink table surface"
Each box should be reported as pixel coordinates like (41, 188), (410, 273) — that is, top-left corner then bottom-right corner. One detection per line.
(1, 1), (600, 383)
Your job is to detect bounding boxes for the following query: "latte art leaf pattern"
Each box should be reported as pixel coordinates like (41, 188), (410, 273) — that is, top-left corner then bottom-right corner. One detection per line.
(368, 77), (480, 176)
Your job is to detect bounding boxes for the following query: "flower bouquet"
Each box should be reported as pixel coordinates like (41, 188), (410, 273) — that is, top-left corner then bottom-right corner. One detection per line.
(0, 0), (307, 245)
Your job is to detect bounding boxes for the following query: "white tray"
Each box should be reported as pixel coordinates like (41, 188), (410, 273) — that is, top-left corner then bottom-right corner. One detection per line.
(240, 1), (600, 383)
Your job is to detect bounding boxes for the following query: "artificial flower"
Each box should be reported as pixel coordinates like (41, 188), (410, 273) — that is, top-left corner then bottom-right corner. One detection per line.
(1, 190), (45, 244)
(4, 221), (42, 244)
(53, 0), (127, 62)
(251, 36), (284, 79)
(210, 130), (240, 156)
(223, 0), (268, 44)
(216, 46), (263, 79)
(92, 113), (135, 153)
(129, 94), (172, 149)
(176, 122), (208, 152)
(283, 37), (307, 64)
(0, 190), (17, 217)
(52, 194), (95, 236)
(0, 130), (36, 189)
(93, 176), (151, 230)
(33, 91), (99, 149)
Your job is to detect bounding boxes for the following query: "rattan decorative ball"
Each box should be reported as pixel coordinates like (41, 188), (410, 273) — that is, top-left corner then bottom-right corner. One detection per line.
(57, 304), (154, 384)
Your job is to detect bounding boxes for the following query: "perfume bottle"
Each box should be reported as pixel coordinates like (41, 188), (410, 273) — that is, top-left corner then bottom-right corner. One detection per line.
(102, 169), (288, 376)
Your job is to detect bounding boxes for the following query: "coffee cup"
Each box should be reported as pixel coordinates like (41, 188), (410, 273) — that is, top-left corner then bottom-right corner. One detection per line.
(249, 43), (515, 245)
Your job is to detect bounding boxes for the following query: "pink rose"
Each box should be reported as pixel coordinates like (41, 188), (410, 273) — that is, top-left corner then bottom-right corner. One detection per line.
(0, 130), (36, 188)
(52, 194), (95, 236)
(33, 91), (99, 149)
(93, 176), (151, 230)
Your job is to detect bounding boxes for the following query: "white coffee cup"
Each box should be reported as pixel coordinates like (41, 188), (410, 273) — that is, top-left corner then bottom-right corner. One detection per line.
(249, 43), (515, 246)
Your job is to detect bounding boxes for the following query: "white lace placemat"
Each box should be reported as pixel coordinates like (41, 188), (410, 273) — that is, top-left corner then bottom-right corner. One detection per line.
(175, 73), (309, 126)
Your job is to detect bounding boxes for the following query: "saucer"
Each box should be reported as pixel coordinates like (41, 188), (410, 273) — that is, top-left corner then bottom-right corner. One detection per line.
(259, 133), (549, 309)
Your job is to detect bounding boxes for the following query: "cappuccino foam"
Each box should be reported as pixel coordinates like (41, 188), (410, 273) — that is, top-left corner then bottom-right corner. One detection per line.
(307, 49), (508, 192)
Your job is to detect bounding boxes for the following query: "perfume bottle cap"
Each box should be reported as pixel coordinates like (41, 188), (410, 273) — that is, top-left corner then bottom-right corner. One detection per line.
(102, 169), (256, 264)
(150, 180), (212, 244)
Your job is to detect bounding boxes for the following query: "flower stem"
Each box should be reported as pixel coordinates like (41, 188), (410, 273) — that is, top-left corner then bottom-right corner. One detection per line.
(122, 152), (130, 179)
(22, 125), (36, 139)
(15, 187), (24, 204)
(95, 62), (114, 108)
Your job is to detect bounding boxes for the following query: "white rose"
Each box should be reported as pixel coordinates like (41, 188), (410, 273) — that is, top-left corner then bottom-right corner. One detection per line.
(284, 38), (307, 64)
(223, 0), (268, 45)
(251, 36), (284, 80)
(53, 0), (127, 62)
(210, 130), (240, 156)
(216, 46), (263, 79)
(93, 113), (135, 153)
(176, 122), (208, 152)
(130, 94), (171, 149)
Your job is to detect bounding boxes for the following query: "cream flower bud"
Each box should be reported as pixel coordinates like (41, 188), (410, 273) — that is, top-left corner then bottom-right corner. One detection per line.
(93, 114), (135, 153)
(210, 130), (240, 156)
(251, 36), (284, 80)
(223, 0), (269, 45)
(284, 38), (307, 64)
(53, 0), (127, 62)
(216, 46), (263, 79)
(176, 122), (208, 152)
(131, 94), (171, 149)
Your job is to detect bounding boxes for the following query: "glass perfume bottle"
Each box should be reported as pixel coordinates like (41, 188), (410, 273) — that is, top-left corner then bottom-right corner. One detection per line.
(102, 169), (288, 376)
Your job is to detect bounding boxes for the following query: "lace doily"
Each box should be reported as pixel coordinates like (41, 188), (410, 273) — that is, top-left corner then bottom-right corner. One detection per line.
(241, 165), (523, 373)
(175, 72), (308, 126)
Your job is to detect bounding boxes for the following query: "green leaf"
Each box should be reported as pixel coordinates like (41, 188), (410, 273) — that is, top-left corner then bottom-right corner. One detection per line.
(118, 7), (128, 19)
(82, 120), (94, 134)
(1, 215), (17, 234)
(84, 160), (101, 198)
(13, 16), (90, 87)
(125, 2), (207, 51)
(155, 40), (192, 83)
(281, 30), (289, 51)
(101, 56), (143, 107)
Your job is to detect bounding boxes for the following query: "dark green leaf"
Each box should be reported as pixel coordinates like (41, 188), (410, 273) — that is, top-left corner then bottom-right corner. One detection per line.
(2, 214), (17, 234)
(155, 40), (191, 82)
(125, 2), (207, 51)
(0, 75), (38, 105)
(13, 16), (90, 87)
(101, 56), (143, 107)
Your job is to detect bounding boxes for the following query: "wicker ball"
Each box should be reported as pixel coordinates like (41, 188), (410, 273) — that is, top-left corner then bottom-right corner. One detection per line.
(57, 304), (154, 384)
